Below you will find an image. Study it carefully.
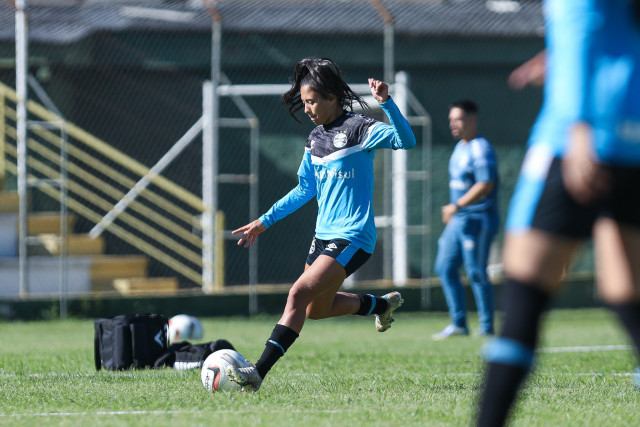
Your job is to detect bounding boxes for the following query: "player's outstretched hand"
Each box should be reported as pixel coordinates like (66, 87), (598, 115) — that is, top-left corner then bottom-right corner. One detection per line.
(232, 219), (267, 248)
(508, 50), (546, 90)
(368, 78), (389, 103)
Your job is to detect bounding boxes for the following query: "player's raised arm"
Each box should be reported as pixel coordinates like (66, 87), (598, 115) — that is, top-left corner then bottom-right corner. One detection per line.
(362, 78), (416, 151)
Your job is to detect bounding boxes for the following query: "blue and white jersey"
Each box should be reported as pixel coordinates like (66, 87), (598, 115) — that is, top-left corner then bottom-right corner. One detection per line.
(259, 96), (416, 253)
(530, 0), (640, 165)
(448, 137), (499, 215)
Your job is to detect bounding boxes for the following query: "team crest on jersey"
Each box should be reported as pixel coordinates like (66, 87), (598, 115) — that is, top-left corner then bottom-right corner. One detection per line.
(333, 131), (348, 148)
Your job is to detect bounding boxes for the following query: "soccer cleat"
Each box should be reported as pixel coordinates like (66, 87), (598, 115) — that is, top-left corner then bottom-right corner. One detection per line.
(226, 363), (263, 392)
(375, 291), (404, 332)
(431, 324), (469, 341)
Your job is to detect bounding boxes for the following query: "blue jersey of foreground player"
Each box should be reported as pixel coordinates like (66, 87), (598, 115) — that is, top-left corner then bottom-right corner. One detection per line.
(259, 96), (416, 253)
(448, 137), (499, 214)
(531, 0), (640, 165)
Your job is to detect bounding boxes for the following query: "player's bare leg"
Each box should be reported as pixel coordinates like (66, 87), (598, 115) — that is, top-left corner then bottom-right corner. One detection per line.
(280, 255), (348, 332)
(594, 219), (640, 388)
(232, 256), (348, 390)
(594, 219), (640, 302)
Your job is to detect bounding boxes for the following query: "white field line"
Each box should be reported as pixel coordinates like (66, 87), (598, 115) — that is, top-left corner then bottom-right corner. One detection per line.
(432, 372), (636, 377)
(0, 409), (344, 418)
(0, 411), (182, 418)
(538, 344), (632, 353)
(0, 372), (135, 378)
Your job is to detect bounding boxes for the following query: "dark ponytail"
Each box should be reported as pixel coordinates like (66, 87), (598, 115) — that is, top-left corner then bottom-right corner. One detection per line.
(281, 57), (369, 123)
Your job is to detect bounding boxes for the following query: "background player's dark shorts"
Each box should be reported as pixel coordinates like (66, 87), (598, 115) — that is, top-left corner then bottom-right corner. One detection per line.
(532, 157), (640, 238)
(306, 237), (371, 277)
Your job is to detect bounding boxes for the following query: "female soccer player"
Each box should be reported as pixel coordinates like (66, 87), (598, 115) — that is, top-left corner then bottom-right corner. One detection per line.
(228, 58), (416, 390)
(477, 1), (640, 425)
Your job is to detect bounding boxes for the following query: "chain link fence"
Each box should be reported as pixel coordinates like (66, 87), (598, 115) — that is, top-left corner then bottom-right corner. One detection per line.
(0, 0), (596, 298)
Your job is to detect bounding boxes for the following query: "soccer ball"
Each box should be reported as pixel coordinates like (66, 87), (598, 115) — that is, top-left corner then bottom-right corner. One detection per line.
(201, 349), (253, 393)
(168, 314), (203, 344)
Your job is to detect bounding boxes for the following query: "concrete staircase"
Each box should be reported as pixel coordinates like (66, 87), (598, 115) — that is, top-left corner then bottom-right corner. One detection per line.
(0, 191), (179, 298)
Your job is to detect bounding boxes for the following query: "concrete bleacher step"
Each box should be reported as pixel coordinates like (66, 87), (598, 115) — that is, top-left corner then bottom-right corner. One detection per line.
(28, 233), (106, 256)
(0, 196), (181, 297)
(112, 277), (180, 296)
(0, 192), (20, 213)
(27, 212), (76, 235)
(90, 255), (149, 290)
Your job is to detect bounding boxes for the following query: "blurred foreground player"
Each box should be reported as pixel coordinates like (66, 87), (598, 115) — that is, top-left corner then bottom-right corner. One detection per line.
(477, 0), (640, 425)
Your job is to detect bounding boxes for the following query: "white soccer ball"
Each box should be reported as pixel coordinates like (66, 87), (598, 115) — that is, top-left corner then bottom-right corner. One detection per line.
(201, 349), (252, 393)
(168, 314), (203, 344)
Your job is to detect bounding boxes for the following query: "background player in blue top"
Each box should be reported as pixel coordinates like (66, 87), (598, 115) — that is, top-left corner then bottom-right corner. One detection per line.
(228, 58), (416, 391)
(432, 100), (500, 340)
(477, 1), (640, 425)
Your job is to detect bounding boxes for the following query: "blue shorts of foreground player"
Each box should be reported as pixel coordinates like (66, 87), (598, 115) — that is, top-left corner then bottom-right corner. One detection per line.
(306, 237), (371, 277)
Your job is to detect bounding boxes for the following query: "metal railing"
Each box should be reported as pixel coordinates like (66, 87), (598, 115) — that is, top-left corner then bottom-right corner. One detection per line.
(0, 80), (211, 288)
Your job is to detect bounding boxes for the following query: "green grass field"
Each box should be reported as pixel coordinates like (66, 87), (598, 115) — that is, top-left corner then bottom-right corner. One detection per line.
(1, 308), (639, 426)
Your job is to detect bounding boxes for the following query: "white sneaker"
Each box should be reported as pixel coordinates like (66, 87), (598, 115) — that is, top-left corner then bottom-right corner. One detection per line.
(225, 363), (263, 391)
(432, 324), (469, 341)
(375, 291), (404, 332)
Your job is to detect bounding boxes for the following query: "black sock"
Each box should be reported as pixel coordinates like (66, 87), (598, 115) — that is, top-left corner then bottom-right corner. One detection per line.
(499, 281), (551, 348)
(477, 279), (551, 427)
(609, 301), (640, 356)
(255, 324), (299, 380)
(478, 362), (529, 427)
(354, 294), (389, 316)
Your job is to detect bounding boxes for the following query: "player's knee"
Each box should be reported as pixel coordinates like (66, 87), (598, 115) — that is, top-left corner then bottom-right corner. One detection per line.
(436, 261), (458, 279)
(305, 306), (325, 320)
(468, 268), (487, 284)
(287, 282), (315, 305)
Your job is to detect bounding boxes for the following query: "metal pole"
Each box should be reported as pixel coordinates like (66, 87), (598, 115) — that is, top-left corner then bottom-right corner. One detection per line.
(211, 17), (221, 291)
(202, 82), (214, 293)
(392, 71), (409, 286)
(15, 0), (28, 299)
(383, 22), (394, 87)
(202, 6), (222, 293)
(421, 120), (432, 309)
(248, 121), (259, 314)
(371, 0), (396, 283)
(59, 124), (68, 318)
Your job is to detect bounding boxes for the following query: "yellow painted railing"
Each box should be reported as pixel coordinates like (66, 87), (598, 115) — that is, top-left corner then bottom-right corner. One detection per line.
(0, 81), (219, 287)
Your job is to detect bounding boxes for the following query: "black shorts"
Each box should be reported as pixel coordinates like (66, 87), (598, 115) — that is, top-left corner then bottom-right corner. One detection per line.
(306, 237), (371, 277)
(530, 157), (640, 238)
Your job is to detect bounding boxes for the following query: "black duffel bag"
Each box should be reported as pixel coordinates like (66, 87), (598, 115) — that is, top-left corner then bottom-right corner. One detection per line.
(94, 313), (169, 371)
(154, 339), (236, 370)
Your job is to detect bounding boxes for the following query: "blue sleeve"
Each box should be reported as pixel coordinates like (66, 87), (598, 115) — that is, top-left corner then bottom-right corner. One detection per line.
(361, 96), (417, 150)
(548, 0), (596, 122)
(471, 140), (495, 184)
(258, 151), (317, 228)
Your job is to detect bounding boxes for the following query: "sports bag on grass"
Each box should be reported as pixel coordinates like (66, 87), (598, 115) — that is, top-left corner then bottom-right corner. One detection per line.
(154, 339), (235, 370)
(94, 313), (169, 371)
